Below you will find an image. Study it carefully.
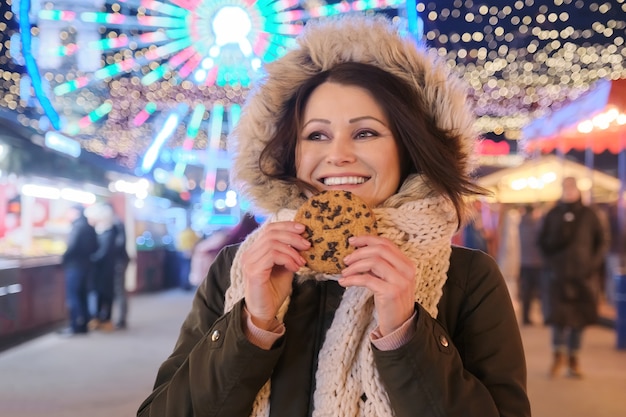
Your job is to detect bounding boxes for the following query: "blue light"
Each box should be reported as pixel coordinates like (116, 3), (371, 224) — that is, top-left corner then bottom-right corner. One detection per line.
(19, 0), (61, 130)
(208, 215), (240, 226)
(141, 112), (181, 173)
(44, 131), (81, 158)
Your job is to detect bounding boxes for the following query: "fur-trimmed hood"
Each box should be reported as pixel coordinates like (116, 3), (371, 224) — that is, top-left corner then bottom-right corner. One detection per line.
(229, 14), (478, 215)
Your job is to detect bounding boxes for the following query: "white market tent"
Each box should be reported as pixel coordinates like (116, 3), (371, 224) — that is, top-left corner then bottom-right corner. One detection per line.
(477, 154), (622, 204)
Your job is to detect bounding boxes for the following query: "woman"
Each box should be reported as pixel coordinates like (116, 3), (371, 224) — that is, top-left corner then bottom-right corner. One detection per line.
(138, 15), (530, 417)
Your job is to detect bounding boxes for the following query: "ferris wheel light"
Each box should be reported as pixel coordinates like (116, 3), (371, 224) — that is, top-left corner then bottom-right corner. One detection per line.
(194, 69), (207, 83)
(18, 0), (407, 163)
(201, 58), (215, 69)
(213, 7), (252, 47)
(141, 112), (181, 173)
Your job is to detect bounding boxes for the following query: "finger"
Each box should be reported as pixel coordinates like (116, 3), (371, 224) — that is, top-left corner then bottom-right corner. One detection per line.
(257, 223), (311, 251)
(346, 236), (404, 261)
(266, 220), (306, 233)
(244, 246), (306, 272)
(339, 269), (413, 310)
(342, 258), (404, 284)
(347, 235), (389, 248)
(344, 245), (414, 278)
(338, 272), (387, 292)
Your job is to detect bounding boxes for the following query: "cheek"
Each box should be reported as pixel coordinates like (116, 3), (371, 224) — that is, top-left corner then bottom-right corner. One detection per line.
(294, 142), (303, 178)
(295, 143), (316, 179)
(379, 150), (402, 191)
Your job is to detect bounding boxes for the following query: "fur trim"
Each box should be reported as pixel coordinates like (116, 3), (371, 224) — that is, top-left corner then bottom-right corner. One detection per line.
(230, 14), (478, 215)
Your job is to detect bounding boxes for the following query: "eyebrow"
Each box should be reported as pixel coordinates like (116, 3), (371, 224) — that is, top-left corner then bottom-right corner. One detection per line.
(302, 116), (388, 129)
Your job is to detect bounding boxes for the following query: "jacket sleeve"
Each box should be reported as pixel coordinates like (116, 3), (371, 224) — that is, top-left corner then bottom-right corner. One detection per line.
(537, 208), (569, 256)
(373, 250), (530, 417)
(90, 229), (116, 263)
(62, 223), (81, 263)
(589, 208), (607, 271)
(137, 245), (285, 417)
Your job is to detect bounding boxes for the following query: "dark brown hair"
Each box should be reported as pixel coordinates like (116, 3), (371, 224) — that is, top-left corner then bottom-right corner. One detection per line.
(259, 62), (487, 224)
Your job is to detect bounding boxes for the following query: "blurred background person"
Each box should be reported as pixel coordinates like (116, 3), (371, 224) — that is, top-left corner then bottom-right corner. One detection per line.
(189, 213), (260, 287)
(460, 199), (489, 253)
(538, 176), (606, 378)
(188, 229), (228, 287)
(590, 202), (612, 302)
(497, 204), (521, 308)
(112, 210), (130, 329)
(58, 205), (98, 336)
(518, 204), (544, 325)
(85, 203), (118, 332)
(175, 225), (200, 291)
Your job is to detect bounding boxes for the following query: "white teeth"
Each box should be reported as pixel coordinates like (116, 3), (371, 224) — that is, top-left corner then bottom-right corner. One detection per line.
(323, 176), (367, 186)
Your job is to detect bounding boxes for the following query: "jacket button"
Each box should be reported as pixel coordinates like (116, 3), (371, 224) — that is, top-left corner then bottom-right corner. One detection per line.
(439, 335), (449, 348)
(211, 330), (221, 342)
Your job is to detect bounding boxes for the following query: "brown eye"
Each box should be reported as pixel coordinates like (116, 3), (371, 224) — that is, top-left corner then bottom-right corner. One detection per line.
(306, 131), (329, 141)
(355, 130), (377, 139)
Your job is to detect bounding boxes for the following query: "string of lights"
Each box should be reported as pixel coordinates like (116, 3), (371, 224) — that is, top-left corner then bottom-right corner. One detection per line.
(0, 0), (624, 169)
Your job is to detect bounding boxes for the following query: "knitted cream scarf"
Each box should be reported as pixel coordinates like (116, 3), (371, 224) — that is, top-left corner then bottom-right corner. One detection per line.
(224, 185), (457, 417)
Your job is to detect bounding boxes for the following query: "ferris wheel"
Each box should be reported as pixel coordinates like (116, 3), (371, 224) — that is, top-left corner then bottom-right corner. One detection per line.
(15, 0), (419, 226)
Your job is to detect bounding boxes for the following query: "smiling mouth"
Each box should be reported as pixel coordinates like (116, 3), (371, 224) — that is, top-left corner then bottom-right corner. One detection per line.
(321, 176), (369, 186)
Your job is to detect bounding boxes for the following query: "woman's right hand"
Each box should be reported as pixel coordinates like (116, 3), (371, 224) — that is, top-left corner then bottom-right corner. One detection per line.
(240, 221), (310, 329)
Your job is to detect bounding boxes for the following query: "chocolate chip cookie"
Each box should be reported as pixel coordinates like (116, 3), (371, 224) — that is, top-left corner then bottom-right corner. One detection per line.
(294, 190), (377, 274)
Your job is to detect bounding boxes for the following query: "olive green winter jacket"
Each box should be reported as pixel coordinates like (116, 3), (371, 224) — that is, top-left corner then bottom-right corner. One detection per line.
(137, 244), (530, 417)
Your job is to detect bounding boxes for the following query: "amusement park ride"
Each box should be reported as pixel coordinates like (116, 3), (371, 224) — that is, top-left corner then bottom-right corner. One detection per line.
(12, 0), (422, 227)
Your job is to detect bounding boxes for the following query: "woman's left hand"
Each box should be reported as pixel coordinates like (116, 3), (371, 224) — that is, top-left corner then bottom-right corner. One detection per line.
(339, 235), (417, 336)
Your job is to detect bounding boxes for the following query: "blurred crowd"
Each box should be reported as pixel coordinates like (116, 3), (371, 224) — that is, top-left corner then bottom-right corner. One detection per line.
(459, 176), (622, 378)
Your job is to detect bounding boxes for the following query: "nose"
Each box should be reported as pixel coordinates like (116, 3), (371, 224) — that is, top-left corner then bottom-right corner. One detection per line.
(326, 136), (356, 165)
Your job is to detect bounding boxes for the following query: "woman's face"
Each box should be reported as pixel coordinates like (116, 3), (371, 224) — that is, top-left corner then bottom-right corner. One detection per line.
(295, 82), (402, 207)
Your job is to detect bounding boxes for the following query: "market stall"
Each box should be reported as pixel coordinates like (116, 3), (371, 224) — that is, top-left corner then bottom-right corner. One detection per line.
(522, 79), (626, 155)
(477, 154), (622, 204)
(521, 78), (626, 231)
(519, 79), (626, 331)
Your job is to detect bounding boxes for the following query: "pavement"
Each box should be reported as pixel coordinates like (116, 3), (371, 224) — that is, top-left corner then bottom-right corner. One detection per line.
(1, 289), (625, 417)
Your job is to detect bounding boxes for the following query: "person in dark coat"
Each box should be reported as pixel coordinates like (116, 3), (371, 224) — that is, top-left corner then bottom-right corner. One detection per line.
(60, 205), (98, 335)
(518, 204), (544, 325)
(85, 203), (118, 332)
(538, 176), (605, 378)
(138, 15), (530, 417)
(112, 215), (130, 329)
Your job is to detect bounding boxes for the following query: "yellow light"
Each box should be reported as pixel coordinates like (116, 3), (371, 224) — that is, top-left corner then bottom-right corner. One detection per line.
(578, 120), (594, 133)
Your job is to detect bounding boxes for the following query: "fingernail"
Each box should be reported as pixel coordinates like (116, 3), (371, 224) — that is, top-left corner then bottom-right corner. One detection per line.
(294, 223), (305, 231)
